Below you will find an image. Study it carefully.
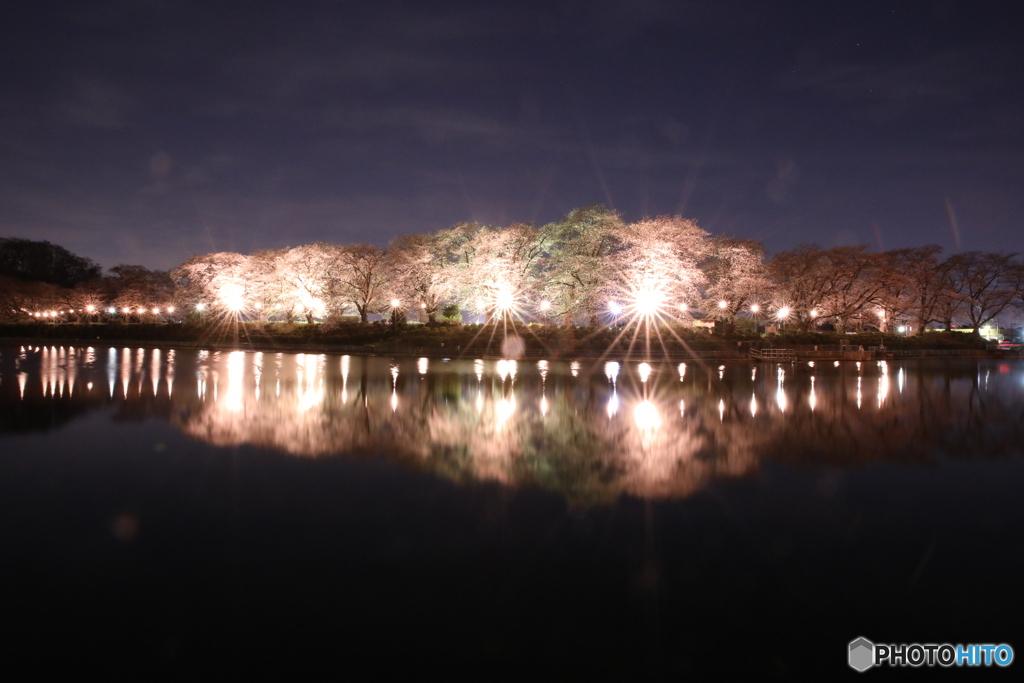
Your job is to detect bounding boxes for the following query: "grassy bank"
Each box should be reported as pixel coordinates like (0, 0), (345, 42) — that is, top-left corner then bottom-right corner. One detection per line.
(0, 321), (993, 356)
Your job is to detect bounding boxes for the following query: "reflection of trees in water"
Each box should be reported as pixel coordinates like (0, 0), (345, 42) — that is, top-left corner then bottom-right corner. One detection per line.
(0, 345), (173, 432)
(166, 357), (749, 500)
(761, 361), (1024, 467)
(4, 348), (1023, 501)
(164, 354), (768, 501)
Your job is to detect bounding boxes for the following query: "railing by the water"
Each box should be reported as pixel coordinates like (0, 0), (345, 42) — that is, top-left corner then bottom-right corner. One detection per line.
(750, 348), (796, 362)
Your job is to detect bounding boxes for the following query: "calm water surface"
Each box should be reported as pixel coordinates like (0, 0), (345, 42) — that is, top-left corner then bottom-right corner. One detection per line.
(1, 345), (1022, 676)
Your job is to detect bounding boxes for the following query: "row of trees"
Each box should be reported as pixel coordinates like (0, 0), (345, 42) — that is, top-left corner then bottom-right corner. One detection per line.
(4, 206), (1024, 333)
(1, 236), (174, 323)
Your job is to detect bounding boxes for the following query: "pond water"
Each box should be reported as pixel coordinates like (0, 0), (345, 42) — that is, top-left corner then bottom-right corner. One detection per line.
(1, 345), (1022, 675)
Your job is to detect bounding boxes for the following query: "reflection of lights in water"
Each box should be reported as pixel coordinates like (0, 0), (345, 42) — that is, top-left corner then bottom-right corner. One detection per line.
(497, 359), (511, 382)
(857, 377), (862, 410)
(540, 394), (548, 417)
(877, 361), (889, 408)
(476, 390), (483, 414)
(537, 360), (548, 381)
(751, 367), (756, 381)
(134, 347), (145, 395)
(341, 355), (350, 403)
(151, 349), (161, 395)
(718, 398), (724, 422)
(391, 389), (398, 412)
(253, 352), (262, 402)
(225, 351), (244, 413)
(810, 377), (817, 411)
(298, 355), (324, 412)
(718, 364), (725, 380)
(679, 399), (685, 417)
(67, 347), (77, 396)
(750, 392), (757, 417)
(474, 359), (484, 382)
(607, 390), (619, 418)
(418, 357), (429, 375)
(18, 372), (27, 399)
(390, 363), (399, 385)
(776, 386), (787, 413)
(604, 361), (620, 383)
(496, 394), (515, 426)
(678, 362), (686, 382)
(638, 362), (652, 383)
(121, 348), (131, 398)
(86, 381), (93, 391)
(570, 361), (580, 377)
(166, 349), (175, 397)
(776, 366), (786, 413)
(633, 400), (661, 431)
(898, 367), (905, 394)
(856, 362), (861, 372)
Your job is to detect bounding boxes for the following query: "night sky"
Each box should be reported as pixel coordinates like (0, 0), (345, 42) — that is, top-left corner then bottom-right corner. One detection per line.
(2, 0), (1022, 270)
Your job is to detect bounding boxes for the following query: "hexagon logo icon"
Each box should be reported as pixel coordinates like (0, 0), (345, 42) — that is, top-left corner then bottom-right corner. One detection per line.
(849, 637), (875, 672)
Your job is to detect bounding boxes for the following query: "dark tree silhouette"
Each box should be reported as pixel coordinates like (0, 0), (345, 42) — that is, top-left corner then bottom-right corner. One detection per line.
(0, 237), (101, 288)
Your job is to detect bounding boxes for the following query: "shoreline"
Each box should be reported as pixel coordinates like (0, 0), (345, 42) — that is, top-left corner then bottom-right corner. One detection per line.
(1, 335), (1010, 362)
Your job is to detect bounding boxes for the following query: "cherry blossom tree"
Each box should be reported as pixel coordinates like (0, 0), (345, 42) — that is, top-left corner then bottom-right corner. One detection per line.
(453, 222), (548, 322)
(698, 237), (770, 322)
(940, 251), (1020, 332)
(613, 215), (708, 318)
(541, 205), (624, 325)
(385, 233), (457, 322)
(330, 243), (390, 323)
(171, 251), (250, 316)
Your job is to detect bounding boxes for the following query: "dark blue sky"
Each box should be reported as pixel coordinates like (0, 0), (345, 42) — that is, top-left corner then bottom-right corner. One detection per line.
(2, 0), (1022, 269)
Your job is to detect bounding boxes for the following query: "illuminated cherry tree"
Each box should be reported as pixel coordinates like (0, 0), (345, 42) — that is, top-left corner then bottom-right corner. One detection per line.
(698, 237), (770, 322)
(385, 233), (458, 322)
(452, 222), (548, 322)
(330, 243), (390, 323)
(612, 215), (708, 320)
(541, 205), (624, 325)
(171, 251), (250, 316)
